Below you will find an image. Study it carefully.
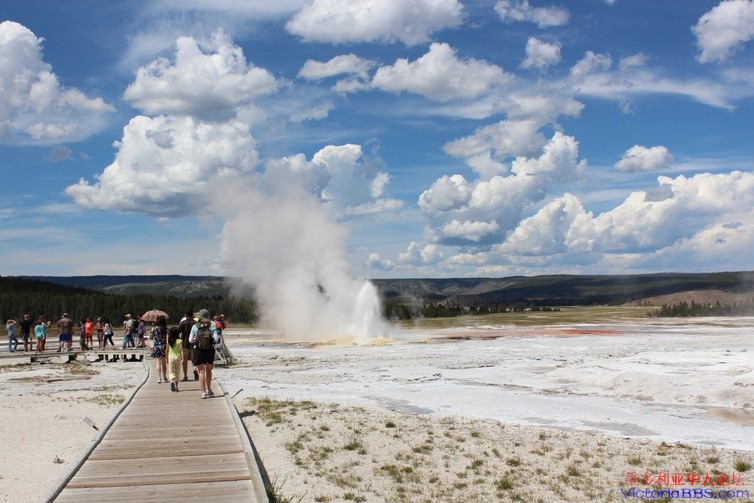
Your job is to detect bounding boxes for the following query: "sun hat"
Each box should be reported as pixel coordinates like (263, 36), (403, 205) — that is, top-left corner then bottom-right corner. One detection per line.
(195, 308), (211, 322)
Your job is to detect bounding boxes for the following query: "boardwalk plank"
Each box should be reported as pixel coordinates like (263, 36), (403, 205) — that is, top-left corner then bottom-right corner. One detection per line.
(54, 480), (258, 503)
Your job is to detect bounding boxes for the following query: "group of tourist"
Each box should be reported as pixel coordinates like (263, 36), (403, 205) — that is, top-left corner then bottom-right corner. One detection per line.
(5, 308), (226, 400)
(148, 309), (225, 399)
(4, 313), (119, 354)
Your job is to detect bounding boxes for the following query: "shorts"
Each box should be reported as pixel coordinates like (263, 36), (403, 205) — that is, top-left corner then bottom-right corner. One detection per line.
(59, 333), (71, 342)
(191, 347), (215, 366)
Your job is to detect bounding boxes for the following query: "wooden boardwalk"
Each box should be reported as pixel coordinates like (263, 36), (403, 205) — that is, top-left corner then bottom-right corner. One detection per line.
(47, 363), (268, 503)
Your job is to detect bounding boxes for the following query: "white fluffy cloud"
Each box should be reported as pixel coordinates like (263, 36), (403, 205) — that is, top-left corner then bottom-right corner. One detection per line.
(65, 115), (259, 216)
(615, 145), (673, 173)
(693, 0), (754, 63)
(0, 21), (114, 144)
(299, 54), (374, 80)
(497, 193), (586, 256)
(521, 37), (561, 69)
(371, 43), (511, 102)
(398, 242), (442, 264)
(123, 31), (278, 120)
(498, 171), (754, 261)
(420, 132), (586, 244)
(572, 171), (754, 253)
(495, 0), (569, 28)
(286, 0), (464, 46)
(266, 144), (402, 215)
(443, 119), (547, 175)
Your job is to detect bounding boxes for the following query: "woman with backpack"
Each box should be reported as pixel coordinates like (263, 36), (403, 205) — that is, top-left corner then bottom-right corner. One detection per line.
(189, 308), (218, 399)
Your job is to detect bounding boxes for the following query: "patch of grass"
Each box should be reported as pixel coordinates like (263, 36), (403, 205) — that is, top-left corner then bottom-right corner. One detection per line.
(627, 457), (642, 466)
(411, 443), (433, 454)
(343, 437), (364, 452)
(89, 393), (124, 406)
(343, 492), (365, 502)
(735, 460), (752, 472)
(266, 477), (303, 503)
(379, 464), (418, 484)
(495, 477), (514, 491)
(565, 463), (581, 478)
(385, 420), (396, 428)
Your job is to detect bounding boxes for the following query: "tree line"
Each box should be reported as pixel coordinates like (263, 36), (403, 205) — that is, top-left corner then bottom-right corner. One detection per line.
(652, 299), (754, 317)
(383, 298), (561, 319)
(0, 276), (258, 326)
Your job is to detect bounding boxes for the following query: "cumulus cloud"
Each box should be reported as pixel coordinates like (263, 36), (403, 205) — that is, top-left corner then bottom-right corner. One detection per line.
(123, 30), (278, 120)
(496, 193), (588, 256)
(264, 144), (401, 215)
(457, 170), (754, 276)
(420, 132), (586, 245)
(65, 115), (259, 217)
(366, 252), (395, 270)
(521, 37), (561, 69)
(693, 0), (754, 63)
(495, 0), (569, 28)
(568, 171), (754, 254)
(371, 43), (511, 102)
(286, 0), (464, 46)
(299, 54), (374, 80)
(0, 21), (114, 145)
(398, 242), (442, 264)
(615, 145), (673, 173)
(443, 119), (547, 173)
(418, 174), (473, 214)
(498, 171), (754, 263)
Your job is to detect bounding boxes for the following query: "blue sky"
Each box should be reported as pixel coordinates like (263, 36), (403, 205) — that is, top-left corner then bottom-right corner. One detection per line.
(2, 0), (754, 280)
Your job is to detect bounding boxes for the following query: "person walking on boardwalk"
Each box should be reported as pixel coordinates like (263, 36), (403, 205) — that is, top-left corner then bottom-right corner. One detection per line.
(167, 327), (182, 392)
(151, 316), (168, 383)
(95, 317), (104, 349)
(102, 319), (114, 348)
(84, 318), (94, 350)
(189, 309), (218, 399)
(121, 314), (136, 349)
(78, 319), (89, 351)
(57, 313), (73, 352)
(19, 314), (33, 352)
(6, 318), (18, 353)
(178, 310), (194, 381)
(135, 317), (146, 348)
(34, 316), (49, 352)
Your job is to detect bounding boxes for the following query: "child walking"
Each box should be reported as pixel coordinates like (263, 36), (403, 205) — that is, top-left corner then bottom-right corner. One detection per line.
(167, 327), (182, 392)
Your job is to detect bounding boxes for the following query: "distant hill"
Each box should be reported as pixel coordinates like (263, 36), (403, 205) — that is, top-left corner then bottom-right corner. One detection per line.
(26, 275), (229, 297)
(24, 271), (754, 306)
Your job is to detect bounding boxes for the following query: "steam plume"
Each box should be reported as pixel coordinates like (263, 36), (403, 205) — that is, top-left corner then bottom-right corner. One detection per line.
(216, 181), (392, 341)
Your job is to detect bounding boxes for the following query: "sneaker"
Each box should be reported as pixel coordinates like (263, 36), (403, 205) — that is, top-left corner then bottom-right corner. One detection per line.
(207, 389), (214, 396)
(181, 376), (188, 382)
(193, 369), (199, 381)
(170, 382), (176, 392)
(201, 392), (208, 399)
(158, 379), (163, 384)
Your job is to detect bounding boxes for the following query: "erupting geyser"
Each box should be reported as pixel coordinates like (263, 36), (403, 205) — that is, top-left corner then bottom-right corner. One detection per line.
(350, 281), (391, 341)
